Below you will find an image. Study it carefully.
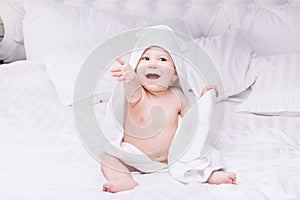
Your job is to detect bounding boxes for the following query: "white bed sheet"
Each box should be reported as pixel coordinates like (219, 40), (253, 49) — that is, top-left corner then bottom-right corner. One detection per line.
(1, 61), (300, 200)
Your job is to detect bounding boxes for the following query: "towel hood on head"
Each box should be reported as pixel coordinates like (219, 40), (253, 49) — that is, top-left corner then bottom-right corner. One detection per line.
(129, 25), (190, 93)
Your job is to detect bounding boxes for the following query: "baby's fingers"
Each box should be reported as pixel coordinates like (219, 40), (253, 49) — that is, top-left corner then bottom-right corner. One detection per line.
(110, 71), (123, 77)
(111, 58), (134, 82)
(206, 85), (219, 97)
(110, 67), (123, 80)
(110, 67), (121, 72)
(201, 85), (219, 97)
(116, 57), (132, 71)
(116, 57), (126, 65)
(213, 86), (219, 97)
(111, 71), (125, 81)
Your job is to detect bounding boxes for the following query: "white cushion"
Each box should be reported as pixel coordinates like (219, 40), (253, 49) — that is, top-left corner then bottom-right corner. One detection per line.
(237, 53), (300, 115)
(221, 3), (300, 55)
(44, 40), (99, 106)
(23, 0), (129, 62)
(197, 29), (265, 98)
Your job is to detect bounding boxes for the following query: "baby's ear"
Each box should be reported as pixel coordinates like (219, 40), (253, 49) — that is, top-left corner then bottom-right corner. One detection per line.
(172, 66), (179, 81)
(172, 72), (178, 81)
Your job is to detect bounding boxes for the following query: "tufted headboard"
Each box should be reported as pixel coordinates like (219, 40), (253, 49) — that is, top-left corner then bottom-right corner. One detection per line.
(0, 0), (25, 62)
(0, 17), (4, 43)
(0, 0), (300, 62)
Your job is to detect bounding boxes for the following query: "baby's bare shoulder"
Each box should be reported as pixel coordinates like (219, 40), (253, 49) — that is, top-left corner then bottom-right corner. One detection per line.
(169, 86), (184, 94)
(169, 87), (190, 116)
(169, 87), (185, 98)
(169, 87), (188, 105)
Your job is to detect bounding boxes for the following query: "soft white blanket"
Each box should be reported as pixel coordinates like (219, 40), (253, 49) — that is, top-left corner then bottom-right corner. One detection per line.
(1, 61), (300, 199)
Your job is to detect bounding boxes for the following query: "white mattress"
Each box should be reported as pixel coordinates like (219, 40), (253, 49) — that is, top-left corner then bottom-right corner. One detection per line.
(1, 61), (300, 199)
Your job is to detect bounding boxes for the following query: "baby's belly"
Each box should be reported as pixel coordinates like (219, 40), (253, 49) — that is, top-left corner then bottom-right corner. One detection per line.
(123, 128), (176, 163)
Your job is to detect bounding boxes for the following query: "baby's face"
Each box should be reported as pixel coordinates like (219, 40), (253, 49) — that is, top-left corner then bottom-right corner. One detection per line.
(136, 47), (178, 92)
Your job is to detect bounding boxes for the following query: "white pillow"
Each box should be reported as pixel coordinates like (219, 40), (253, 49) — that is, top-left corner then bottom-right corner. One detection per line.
(23, 0), (129, 62)
(221, 3), (300, 55)
(44, 40), (99, 106)
(237, 53), (300, 115)
(197, 29), (263, 98)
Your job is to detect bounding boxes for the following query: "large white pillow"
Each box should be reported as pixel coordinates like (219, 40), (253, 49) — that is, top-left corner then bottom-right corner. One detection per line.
(237, 53), (300, 115)
(44, 40), (99, 106)
(197, 29), (266, 98)
(221, 3), (300, 55)
(23, 0), (130, 62)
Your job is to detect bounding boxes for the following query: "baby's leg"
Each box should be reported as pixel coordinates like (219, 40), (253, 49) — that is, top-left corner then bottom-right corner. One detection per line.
(206, 170), (237, 185)
(101, 153), (138, 193)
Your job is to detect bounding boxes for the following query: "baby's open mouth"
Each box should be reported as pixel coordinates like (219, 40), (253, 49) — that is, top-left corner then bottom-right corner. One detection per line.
(145, 73), (160, 79)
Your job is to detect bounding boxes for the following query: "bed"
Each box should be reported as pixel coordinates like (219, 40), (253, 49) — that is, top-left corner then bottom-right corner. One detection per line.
(0, 0), (300, 199)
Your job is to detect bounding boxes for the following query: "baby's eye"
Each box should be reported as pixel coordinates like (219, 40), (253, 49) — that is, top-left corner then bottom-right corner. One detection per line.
(159, 58), (167, 61)
(141, 56), (149, 61)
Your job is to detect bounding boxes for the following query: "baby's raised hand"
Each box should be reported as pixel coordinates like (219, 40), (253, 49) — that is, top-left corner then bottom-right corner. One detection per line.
(110, 57), (136, 82)
(201, 85), (219, 97)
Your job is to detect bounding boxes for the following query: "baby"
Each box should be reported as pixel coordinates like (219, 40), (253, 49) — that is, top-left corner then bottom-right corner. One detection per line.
(101, 45), (236, 193)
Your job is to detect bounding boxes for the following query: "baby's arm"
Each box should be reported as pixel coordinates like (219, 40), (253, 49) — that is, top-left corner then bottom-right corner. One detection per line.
(170, 87), (190, 117)
(201, 85), (219, 97)
(110, 57), (144, 104)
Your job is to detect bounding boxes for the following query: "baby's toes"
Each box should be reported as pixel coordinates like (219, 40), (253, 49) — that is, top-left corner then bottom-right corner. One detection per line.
(232, 178), (237, 184)
(102, 182), (113, 192)
(223, 172), (235, 184)
(228, 172), (237, 184)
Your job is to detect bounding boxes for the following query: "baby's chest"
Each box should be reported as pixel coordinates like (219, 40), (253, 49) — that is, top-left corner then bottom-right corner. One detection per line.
(126, 100), (179, 126)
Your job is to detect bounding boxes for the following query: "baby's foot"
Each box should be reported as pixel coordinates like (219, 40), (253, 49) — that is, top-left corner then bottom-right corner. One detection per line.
(102, 178), (138, 193)
(206, 170), (237, 185)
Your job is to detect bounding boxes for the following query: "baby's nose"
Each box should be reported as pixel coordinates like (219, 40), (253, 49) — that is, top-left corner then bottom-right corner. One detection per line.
(148, 64), (158, 69)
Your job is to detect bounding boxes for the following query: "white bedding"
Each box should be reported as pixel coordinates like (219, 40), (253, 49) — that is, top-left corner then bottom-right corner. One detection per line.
(1, 61), (300, 200)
